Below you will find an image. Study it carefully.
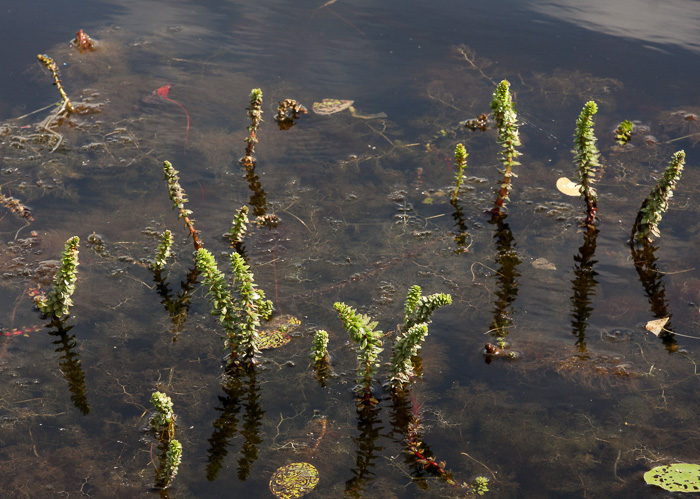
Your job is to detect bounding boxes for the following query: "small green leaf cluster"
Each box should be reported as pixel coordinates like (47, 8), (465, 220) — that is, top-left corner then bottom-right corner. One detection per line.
(572, 101), (600, 225)
(636, 150), (685, 241)
(333, 302), (384, 391)
(452, 143), (468, 203)
(151, 229), (174, 271)
(472, 476), (490, 495)
(310, 329), (330, 362)
(490, 80), (521, 208)
(227, 205), (249, 245)
(390, 286), (452, 388)
(38, 236), (80, 318)
(150, 391), (175, 429)
(246, 88), (263, 145)
(614, 119), (634, 145)
(162, 161), (191, 220)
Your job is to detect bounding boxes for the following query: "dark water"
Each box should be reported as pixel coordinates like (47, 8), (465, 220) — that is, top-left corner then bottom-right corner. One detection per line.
(2, 0), (700, 497)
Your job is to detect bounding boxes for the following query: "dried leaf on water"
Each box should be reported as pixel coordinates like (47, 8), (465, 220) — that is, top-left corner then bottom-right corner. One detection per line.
(646, 317), (670, 336)
(555, 177), (581, 197)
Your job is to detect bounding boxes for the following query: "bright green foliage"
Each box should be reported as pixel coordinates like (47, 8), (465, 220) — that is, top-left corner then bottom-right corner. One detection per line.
(151, 229), (174, 271)
(403, 288), (453, 331)
(162, 161), (191, 220)
(615, 120), (634, 145)
(228, 205), (249, 245)
(333, 302), (384, 391)
(161, 439), (182, 487)
(389, 323), (429, 387)
(150, 391), (175, 429)
(572, 101), (600, 226)
(490, 80), (521, 211)
(473, 476), (490, 495)
(310, 329), (330, 362)
(38, 236), (80, 318)
(636, 150), (685, 241)
(452, 143), (468, 203)
(644, 463), (700, 493)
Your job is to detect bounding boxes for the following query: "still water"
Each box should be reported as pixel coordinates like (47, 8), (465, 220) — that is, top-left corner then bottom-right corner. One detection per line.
(1, 0), (700, 497)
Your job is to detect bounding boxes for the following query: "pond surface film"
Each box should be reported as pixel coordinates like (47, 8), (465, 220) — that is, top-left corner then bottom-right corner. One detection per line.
(1, 0), (700, 497)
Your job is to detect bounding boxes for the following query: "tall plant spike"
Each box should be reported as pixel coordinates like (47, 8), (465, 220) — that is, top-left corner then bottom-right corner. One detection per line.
(37, 236), (80, 318)
(37, 54), (76, 114)
(229, 252), (266, 363)
(333, 302), (384, 398)
(243, 88), (263, 166)
(490, 80), (522, 213)
(572, 101), (600, 227)
(634, 150), (685, 242)
(162, 160), (203, 250)
(452, 143), (468, 203)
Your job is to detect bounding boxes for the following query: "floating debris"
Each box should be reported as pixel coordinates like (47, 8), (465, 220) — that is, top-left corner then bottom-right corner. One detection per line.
(258, 315), (301, 350)
(269, 462), (319, 499)
(644, 463), (700, 493)
(555, 177), (581, 197)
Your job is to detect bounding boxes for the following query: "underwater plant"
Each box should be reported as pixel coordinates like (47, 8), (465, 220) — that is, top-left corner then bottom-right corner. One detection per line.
(158, 439), (182, 489)
(151, 229), (174, 271)
(490, 80), (521, 213)
(36, 54), (75, 114)
(633, 150), (685, 242)
(572, 101), (601, 227)
(310, 329), (330, 363)
(37, 236), (80, 318)
(333, 302), (384, 404)
(162, 160), (203, 250)
(242, 88), (263, 166)
(452, 143), (468, 204)
(614, 119), (634, 145)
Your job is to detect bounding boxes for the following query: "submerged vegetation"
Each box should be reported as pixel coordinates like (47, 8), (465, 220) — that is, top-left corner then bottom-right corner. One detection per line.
(1, 23), (698, 499)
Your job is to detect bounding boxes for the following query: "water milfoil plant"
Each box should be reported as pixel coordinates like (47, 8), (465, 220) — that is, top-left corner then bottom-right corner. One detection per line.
(452, 143), (468, 204)
(389, 286), (452, 389)
(310, 329), (330, 363)
(37, 236), (80, 318)
(37, 54), (76, 114)
(242, 88), (263, 167)
(490, 80), (521, 213)
(151, 229), (174, 271)
(196, 248), (273, 367)
(633, 150), (686, 242)
(572, 101), (601, 227)
(162, 160), (203, 250)
(333, 302), (384, 404)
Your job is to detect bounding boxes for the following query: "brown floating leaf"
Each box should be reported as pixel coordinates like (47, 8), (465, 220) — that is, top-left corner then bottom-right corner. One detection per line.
(646, 317), (670, 336)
